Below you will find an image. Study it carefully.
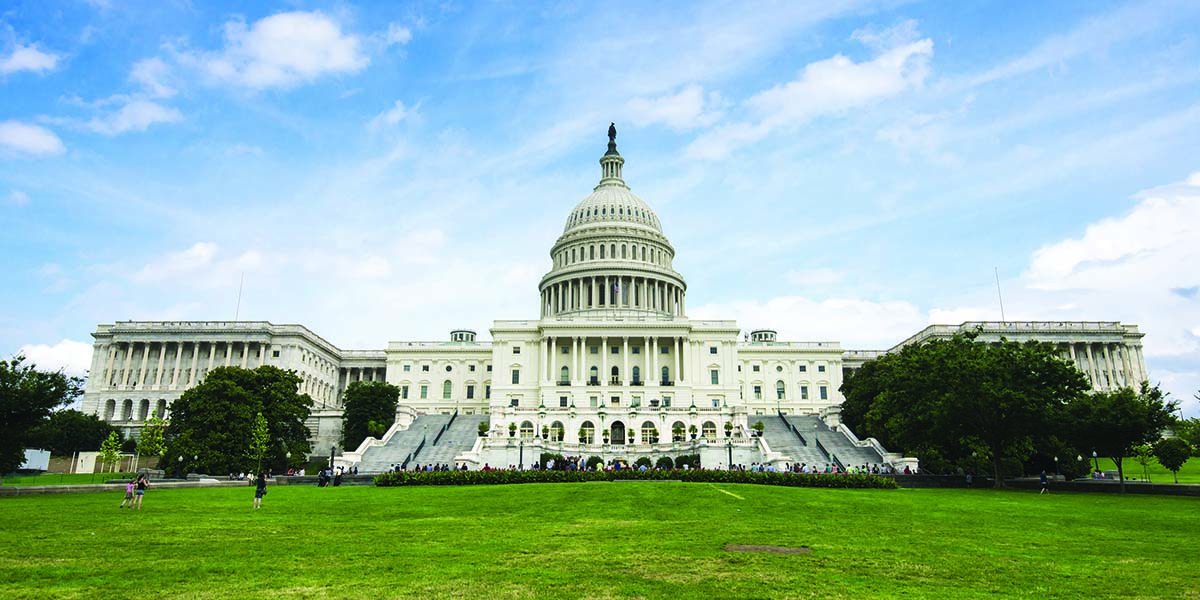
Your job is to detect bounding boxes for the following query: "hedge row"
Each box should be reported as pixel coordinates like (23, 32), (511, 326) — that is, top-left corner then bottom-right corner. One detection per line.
(373, 469), (898, 489)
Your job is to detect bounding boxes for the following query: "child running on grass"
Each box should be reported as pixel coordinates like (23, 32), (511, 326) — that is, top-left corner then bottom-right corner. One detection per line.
(119, 477), (134, 508)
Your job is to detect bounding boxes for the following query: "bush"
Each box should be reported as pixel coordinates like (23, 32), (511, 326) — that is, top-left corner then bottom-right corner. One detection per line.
(655, 456), (674, 470)
(121, 438), (138, 453)
(539, 453), (567, 470)
(585, 456), (604, 470)
(634, 457), (652, 469)
(374, 468), (899, 489)
(674, 454), (700, 470)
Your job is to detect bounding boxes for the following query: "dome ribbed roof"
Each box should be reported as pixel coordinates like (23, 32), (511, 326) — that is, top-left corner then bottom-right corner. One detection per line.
(561, 127), (663, 235)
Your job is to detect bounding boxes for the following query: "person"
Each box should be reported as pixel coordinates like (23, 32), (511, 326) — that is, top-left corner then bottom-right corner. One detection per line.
(133, 473), (148, 509)
(1040, 470), (1049, 494)
(119, 476), (135, 508)
(254, 472), (267, 508)
(966, 470), (974, 489)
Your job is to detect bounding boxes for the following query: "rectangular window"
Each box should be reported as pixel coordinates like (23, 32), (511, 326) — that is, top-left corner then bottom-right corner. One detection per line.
(422, 365), (429, 372)
(590, 346), (598, 354)
(469, 364), (476, 372)
(709, 346), (718, 354)
(486, 365), (492, 372)
(401, 385), (409, 400)
(403, 364), (411, 372)
(485, 385), (491, 399)
(662, 396), (671, 407)
(511, 369), (520, 384)
(513, 346), (521, 355)
(799, 365), (807, 373)
(510, 398), (519, 407)
(610, 396), (620, 406)
(561, 346), (569, 354)
(611, 346), (618, 354)
(801, 386), (809, 400)
(660, 346), (669, 354)
(820, 385), (828, 400)
(752, 365), (760, 372)
(632, 347), (640, 354)
(466, 385), (475, 399)
(818, 365), (826, 373)
(590, 396), (598, 407)
(420, 385), (428, 399)
(711, 398), (720, 408)
(753, 385), (762, 399)
(272, 350), (281, 358)
(710, 369), (719, 385)
(559, 396), (568, 407)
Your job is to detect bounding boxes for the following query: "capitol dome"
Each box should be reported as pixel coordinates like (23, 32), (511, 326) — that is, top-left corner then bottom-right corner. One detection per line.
(539, 125), (687, 319)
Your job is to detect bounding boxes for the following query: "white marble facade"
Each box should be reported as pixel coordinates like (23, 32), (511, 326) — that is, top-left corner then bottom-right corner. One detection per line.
(80, 132), (1150, 462)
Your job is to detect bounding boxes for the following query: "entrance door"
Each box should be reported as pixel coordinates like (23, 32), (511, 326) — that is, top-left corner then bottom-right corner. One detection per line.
(611, 421), (626, 445)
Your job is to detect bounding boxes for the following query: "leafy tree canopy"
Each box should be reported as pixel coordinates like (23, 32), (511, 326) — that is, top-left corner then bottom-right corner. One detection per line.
(0, 356), (84, 473)
(840, 332), (1091, 487)
(162, 366), (312, 476)
(340, 380), (399, 451)
(27, 408), (115, 455)
(1065, 383), (1177, 492)
(1152, 437), (1193, 484)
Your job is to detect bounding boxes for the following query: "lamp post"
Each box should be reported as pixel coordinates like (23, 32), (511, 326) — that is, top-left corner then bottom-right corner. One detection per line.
(519, 440), (524, 471)
(177, 455), (183, 478)
(1054, 456), (1059, 480)
(330, 446), (336, 471)
(726, 439), (733, 470)
(1092, 451), (1099, 473)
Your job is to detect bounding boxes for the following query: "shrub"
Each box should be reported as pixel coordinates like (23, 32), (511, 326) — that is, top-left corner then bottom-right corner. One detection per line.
(674, 454), (700, 470)
(585, 456), (604, 470)
(539, 453), (567, 470)
(655, 456), (674, 470)
(374, 469), (899, 490)
(634, 457), (652, 469)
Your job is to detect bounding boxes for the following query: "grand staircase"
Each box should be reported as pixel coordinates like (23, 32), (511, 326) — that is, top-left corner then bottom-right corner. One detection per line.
(411, 415), (489, 468)
(759, 415), (886, 470)
(356, 414), (453, 473)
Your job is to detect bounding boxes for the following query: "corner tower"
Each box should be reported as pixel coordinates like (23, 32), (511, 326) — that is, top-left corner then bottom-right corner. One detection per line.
(539, 125), (687, 317)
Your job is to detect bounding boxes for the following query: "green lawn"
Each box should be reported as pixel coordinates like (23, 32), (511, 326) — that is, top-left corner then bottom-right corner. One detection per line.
(1, 483), (1197, 599)
(1, 472), (136, 486)
(1087, 456), (1200, 483)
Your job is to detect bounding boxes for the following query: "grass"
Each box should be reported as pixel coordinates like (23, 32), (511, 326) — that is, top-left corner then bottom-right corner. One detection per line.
(2, 483), (1199, 599)
(1087, 456), (1200, 483)
(1, 472), (136, 486)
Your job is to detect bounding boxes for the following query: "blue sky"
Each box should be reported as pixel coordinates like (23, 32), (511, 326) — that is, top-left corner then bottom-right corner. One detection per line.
(2, 1), (1199, 416)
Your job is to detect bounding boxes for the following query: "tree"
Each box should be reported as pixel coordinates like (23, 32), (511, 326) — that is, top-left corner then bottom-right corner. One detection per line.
(250, 412), (269, 474)
(1152, 437), (1193, 484)
(162, 366), (312, 476)
(840, 332), (1090, 487)
(1174, 416), (1200, 454)
(137, 415), (167, 458)
(340, 381), (399, 451)
(0, 356), (84, 473)
(1065, 383), (1177, 493)
(99, 431), (121, 473)
(27, 409), (115, 456)
(1131, 444), (1153, 482)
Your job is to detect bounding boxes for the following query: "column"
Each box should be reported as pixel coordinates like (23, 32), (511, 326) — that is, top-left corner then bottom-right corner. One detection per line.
(137, 342), (150, 387)
(207, 342), (216, 377)
(540, 337), (548, 382)
(224, 342), (232, 366)
(121, 343), (134, 387)
(105, 344), (116, 386)
(674, 337), (681, 383)
(188, 344), (199, 385)
(622, 337), (629, 386)
(154, 343), (167, 387)
(1067, 343), (1078, 366)
(1118, 345), (1132, 388)
(170, 343), (183, 388)
(1083, 344), (1098, 390)
(601, 336), (608, 391)
(682, 337), (691, 383)
(575, 336), (583, 383)
(241, 342), (249, 368)
(651, 337), (659, 384)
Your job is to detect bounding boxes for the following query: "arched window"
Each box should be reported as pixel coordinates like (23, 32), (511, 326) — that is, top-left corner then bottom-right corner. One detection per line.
(641, 421), (658, 444)
(121, 399), (133, 421)
(138, 399), (149, 421)
(776, 380), (786, 400)
(611, 243), (616, 258)
(550, 421), (565, 442)
(155, 399), (166, 419)
(590, 245), (594, 260)
(520, 421), (535, 439)
(611, 421), (626, 444)
(661, 366), (670, 384)
(579, 421), (595, 444)
(600, 245), (606, 259)
(621, 244), (627, 259)
(672, 420), (687, 441)
(702, 421), (717, 441)
(443, 380), (452, 399)
(560, 366), (569, 385)
(610, 366), (620, 385)
(632, 366), (641, 384)
(104, 399), (115, 421)
(589, 366), (599, 385)
(571, 248), (576, 263)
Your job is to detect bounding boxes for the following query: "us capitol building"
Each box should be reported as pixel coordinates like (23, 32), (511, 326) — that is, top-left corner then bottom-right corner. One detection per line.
(79, 127), (1151, 471)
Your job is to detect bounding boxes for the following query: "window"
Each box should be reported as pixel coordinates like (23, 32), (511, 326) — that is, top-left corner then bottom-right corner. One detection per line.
(820, 386), (828, 400)
(562, 346), (569, 354)
(469, 364), (476, 372)
(752, 365), (760, 372)
(610, 396), (620, 406)
(801, 386), (808, 400)
(776, 365), (783, 372)
(711, 398), (720, 408)
(799, 365), (807, 373)
(611, 346), (618, 354)
(420, 385), (428, 399)
(610, 366), (620, 385)
(661, 366), (670, 384)
(510, 398), (519, 407)
(710, 369), (719, 385)
(403, 364), (411, 372)
(753, 385), (761, 400)
(445, 365), (452, 372)
(632, 366), (641, 384)
(590, 346), (598, 354)
(660, 346), (668, 354)
(559, 396), (568, 407)
(589, 366), (599, 385)
(486, 365), (492, 372)
(422, 365), (429, 372)
(818, 365), (826, 373)
(560, 366), (569, 385)
(702, 421), (717, 440)
(401, 385), (409, 399)
(511, 369), (520, 385)
(485, 385), (491, 399)
(662, 396), (671, 407)
(776, 381), (785, 400)
(709, 346), (717, 354)
(632, 347), (640, 354)
(272, 350), (280, 358)
(466, 385), (475, 399)
(443, 380), (452, 399)
(513, 346), (521, 355)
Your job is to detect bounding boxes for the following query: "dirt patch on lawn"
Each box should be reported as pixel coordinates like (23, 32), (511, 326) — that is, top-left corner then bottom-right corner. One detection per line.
(724, 544), (812, 554)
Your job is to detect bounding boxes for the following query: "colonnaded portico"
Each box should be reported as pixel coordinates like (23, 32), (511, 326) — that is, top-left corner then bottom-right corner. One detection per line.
(79, 127), (1152, 472)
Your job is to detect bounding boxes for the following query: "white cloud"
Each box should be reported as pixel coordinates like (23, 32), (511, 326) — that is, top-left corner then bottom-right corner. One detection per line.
(130, 57), (175, 98)
(626, 85), (723, 130)
(385, 23), (412, 47)
(685, 23), (933, 160)
(690, 296), (925, 349)
(86, 100), (182, 135)
(784, 267), (843, 287)
(17, 339), (93, 377)
(0, 44), (60, 75)
(0, 120), (66, 155)
(184, 11), (368, 90)
(369, 100), (415, 129)
(8, 190), (30, 206)
(132, 242), (263, 288)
